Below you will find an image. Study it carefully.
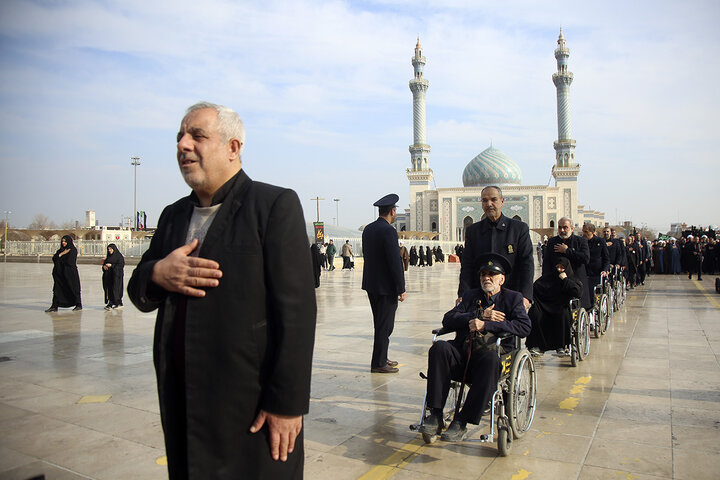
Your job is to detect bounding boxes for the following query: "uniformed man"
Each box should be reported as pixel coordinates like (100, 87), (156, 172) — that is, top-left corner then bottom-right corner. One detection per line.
(602, 227), (625, 269)
(458, 186), (534, 308)
(362, 194), (407, 373)
(543, 217), (591, 309)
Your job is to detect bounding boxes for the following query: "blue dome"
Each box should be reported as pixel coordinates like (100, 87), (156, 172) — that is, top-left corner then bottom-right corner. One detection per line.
(462, 146), (522, 187)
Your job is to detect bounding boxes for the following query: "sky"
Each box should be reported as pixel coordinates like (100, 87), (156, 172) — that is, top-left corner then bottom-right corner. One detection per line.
(1, 0), (719, 234)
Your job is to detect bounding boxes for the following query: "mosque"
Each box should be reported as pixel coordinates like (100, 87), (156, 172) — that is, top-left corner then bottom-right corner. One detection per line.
(396, 30), (605, 242)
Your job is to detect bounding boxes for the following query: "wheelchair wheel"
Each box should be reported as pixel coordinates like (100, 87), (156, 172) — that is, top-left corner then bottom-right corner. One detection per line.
(592, 310), (600, 339)
(577, 308), (590, 360)
(497, 425), (512, 456)
(607, 288), (615, 317)
(507, 349), (537, 439)
(599, 294), (609, 335)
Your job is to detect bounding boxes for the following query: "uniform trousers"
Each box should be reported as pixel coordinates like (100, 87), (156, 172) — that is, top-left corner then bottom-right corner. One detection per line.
(426, 341), (500, 425)
(367, 292), (398, 368)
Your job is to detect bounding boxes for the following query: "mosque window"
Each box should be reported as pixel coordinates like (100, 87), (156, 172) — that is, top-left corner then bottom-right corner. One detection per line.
(431, 222), (437, 232)
(550, 220), (555, 228)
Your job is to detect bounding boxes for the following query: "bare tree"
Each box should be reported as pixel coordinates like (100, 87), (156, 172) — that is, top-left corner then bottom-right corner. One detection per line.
(60, 220), (79, 229)
(28, 214), (56, 230)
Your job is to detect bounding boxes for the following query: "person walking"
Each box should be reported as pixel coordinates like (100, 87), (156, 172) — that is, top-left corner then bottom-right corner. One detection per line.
(102, 243), (125, 310)
(45, 235), (82, 312)
(326, 239), (337, 271)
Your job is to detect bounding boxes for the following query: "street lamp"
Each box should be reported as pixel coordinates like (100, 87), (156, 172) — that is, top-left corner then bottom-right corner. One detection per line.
(130, 157), (141, 230)
(333, 198), (340, 226)
(3, 211), (10, 262)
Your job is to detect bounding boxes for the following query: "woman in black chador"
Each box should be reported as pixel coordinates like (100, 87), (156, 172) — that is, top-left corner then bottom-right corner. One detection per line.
(525, 257), (583, 354)
(425, 246), (433, 266)
(102, 243), (125, 309)
(45, 235), (82, 312)
(409, 246), (418, 266)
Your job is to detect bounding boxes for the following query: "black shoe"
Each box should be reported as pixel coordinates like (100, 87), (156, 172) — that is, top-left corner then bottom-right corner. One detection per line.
(73, 305), (82, 311)
(418, 413), (444, 435)
(112, 304), (123, 310)
(104, 304), (112, 311)
(440, 420), (468, 442)
(370, 365), (399, 373)
(45, 306), (58, 313)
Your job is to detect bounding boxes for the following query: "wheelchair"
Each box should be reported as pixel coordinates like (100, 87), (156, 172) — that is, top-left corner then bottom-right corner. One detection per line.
(568, 298), (590, 367)
(610, 265), (626, 311)
(409, 328), (537, 456)
(589, 276), (610, 339)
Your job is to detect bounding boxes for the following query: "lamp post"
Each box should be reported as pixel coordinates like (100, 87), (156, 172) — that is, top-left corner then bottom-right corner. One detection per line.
(131, 156), (141, 230)
(3, 210), (10, 262)
(310, 197), (324, 223)
(333, 198), (340, 226)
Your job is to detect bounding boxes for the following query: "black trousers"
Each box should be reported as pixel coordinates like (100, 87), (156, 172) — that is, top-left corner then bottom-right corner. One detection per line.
(367, 292), (398, 368)
(426, 341), (500, 425)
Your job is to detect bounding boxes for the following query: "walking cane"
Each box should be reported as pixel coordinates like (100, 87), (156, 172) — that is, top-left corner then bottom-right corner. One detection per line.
(454, 300), (484, 418)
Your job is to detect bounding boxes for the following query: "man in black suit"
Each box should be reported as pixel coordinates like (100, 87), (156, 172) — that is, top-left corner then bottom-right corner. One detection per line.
(362, 194), (406, 373)
(458, 186), (534, 308)
(420, 253), (531, 441)
(543, 217), (591, 309)
(583, 223), (609, 302)
(127, 102), (316, 479)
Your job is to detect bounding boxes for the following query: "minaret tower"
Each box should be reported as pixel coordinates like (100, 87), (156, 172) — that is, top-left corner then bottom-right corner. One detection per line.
(551, 29), (580, 218)
(407, 37), (433, 231)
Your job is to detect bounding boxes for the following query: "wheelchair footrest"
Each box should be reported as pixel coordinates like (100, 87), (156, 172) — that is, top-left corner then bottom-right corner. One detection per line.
(409, 424), (419, 432)
(479, 434), (492, 443)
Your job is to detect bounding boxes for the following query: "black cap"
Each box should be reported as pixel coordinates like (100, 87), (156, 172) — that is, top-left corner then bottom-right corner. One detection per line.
(373, 193), (399, 208)
(474, 253), (511, 275)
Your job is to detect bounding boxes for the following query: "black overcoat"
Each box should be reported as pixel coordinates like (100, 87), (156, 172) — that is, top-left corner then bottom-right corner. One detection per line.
(361, 217), (405, 295)
(543, 234), (591, 308)
(127, 170), (316, 479)
(458, 214), (534, 301)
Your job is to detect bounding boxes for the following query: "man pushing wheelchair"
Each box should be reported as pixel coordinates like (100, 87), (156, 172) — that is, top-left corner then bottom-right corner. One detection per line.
(419, 253), (531, 442)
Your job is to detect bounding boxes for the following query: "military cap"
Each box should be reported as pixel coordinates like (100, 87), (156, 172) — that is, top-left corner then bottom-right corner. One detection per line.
(474, 252), (512, 275)
(373, 193), (399, 208)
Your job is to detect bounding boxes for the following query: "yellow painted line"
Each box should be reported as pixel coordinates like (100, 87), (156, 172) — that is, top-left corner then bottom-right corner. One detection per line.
(77, 394), (111, 404)
(523, 450), (530, 456)
(559, 397), (578, 410)
(575, 376), (592, 384)
(511, 469), (532, 479)
(355, 437), (428, 480)
(156, 456), (168, 466)
(693, 280), (720, 311)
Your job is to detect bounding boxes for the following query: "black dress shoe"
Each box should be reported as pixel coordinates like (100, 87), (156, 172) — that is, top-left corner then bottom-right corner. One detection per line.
(418, 413), (444, 435)
(440, 420), (468, 442)
(370, 365), (399, 373)
(72, 305), (82, 311)
(44, 306), (58, 313)
(386, 360), (398, 367)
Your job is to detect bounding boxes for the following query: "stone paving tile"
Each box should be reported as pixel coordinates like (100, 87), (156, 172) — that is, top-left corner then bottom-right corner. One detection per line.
(1, 264), (720, 479)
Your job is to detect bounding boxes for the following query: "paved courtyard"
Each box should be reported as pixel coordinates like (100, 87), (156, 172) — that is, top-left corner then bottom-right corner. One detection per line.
(1, 261), (719, 479)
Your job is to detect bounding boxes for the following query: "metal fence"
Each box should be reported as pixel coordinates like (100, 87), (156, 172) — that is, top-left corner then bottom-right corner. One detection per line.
(6, 239), (153, 257)
(6, 236), (463, 259)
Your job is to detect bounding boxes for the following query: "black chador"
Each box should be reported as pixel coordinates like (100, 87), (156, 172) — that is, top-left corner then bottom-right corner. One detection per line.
(102, 243), (125, 307)
(48, 235), (82, 309)
(526, 258), (583, 351)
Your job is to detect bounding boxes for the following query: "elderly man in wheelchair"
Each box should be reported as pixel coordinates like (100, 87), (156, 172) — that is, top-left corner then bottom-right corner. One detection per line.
(415, 253), (532, 446)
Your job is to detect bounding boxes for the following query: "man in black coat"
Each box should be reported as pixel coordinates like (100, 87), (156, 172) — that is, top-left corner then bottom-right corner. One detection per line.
(543, 217), (591, 309)
(420, 253), (531, 441)
(458, 186), (534, 307)
(362, 194), (406, 373)
(582, 223), (609, 302)
(127, 102), (316, 479)
(602, 227), (625, 269)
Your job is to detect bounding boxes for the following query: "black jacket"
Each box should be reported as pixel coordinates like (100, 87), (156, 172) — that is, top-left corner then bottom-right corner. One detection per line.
(458, 214), (534, 301)
(361, 217), (405, 296)
(586, 235), (610, 277)
(442, 287), (531, 351)
(127, 170), (316, 479)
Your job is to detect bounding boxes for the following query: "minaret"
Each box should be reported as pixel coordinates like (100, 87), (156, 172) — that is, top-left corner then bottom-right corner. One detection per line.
(551, 29), (580, 218)
(407, 37), (433, 231)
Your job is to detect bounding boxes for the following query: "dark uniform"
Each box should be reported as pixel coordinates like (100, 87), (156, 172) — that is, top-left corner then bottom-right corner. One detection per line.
(586, 235), (610, 304)
(362, 194), (406, 371)
(458, 213), (534, 301)
(543, 233), (591, 309)
(606, 237), (625, 267)
(427, 254), (530, 426)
